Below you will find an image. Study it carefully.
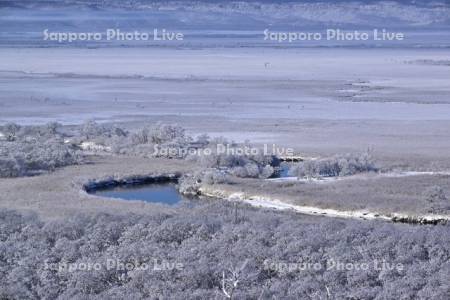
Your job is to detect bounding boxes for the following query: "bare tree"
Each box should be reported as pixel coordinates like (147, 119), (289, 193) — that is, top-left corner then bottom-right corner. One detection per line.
(220, 260), (248, 299)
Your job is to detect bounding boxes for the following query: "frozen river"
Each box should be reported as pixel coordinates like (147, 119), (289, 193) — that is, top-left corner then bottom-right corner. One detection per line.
(1, 47), (450, 125)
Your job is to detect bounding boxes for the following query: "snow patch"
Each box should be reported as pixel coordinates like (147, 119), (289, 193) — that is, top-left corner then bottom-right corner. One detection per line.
(79, 141), (111, 152)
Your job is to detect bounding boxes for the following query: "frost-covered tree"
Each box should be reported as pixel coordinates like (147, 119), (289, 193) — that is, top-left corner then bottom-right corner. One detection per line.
(81, 120), (110, 139)
(44, 122), (61, 135)
(131, 128), (149, 145)
(2, 122), (21, 141)
(1, 205), (449, 299)
(150, 123), (187, 145)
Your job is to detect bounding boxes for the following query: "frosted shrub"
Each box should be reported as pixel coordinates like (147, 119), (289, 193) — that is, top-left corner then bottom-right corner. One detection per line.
(1, 123), (20, 141)
(289, 160), (318, 178)
(80, 120), (128, 141)
(230, 166), (248, 178)
(81, 120), (108, 139)
(28, 143), (81, 171)
(244, 163), (260, 178)
(1, 206), (449, 299)
(0, 157), (25, 177)
(1, 142), (82, 177)
(131, 128), (149, 144)
(113, 127), (127, 137)
(150, 123), (188, 145)
(202, 169), (231, 185)
(44, 122), (60, 135)
(230, 164), (274, 179)
(0, 124), (83, 178)
(195, 133), (210, 146)
(120, 123), (193, 158)
(178, 175), (201, 195)
(260, 165), (274, 179)
(191, 138), (279, 179)
(290, 151), (377, 178)
(74, 122), (278, 173)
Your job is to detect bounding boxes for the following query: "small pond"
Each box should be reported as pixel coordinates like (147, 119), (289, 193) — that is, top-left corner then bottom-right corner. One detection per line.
(90, 182), (192, 206)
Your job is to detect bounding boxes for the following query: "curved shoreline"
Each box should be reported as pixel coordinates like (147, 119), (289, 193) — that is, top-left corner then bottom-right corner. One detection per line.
(198, 186), (450, 225)
(81, 172), (449, 225)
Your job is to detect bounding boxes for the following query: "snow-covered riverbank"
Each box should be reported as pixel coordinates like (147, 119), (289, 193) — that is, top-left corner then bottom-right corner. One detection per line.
(199, 186), (450, 225)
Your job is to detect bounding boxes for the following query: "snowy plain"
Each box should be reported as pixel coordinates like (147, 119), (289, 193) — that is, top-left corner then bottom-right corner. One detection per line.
(1, 2), (450, 298)
(1, 46), (450, 164)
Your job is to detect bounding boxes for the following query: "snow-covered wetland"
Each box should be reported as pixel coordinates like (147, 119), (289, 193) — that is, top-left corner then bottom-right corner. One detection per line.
(1, 1), (450, 298)
(1, 120), (449, 298)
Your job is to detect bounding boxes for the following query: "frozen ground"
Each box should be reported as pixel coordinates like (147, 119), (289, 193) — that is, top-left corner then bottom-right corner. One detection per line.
(1, 47), (450, 168)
